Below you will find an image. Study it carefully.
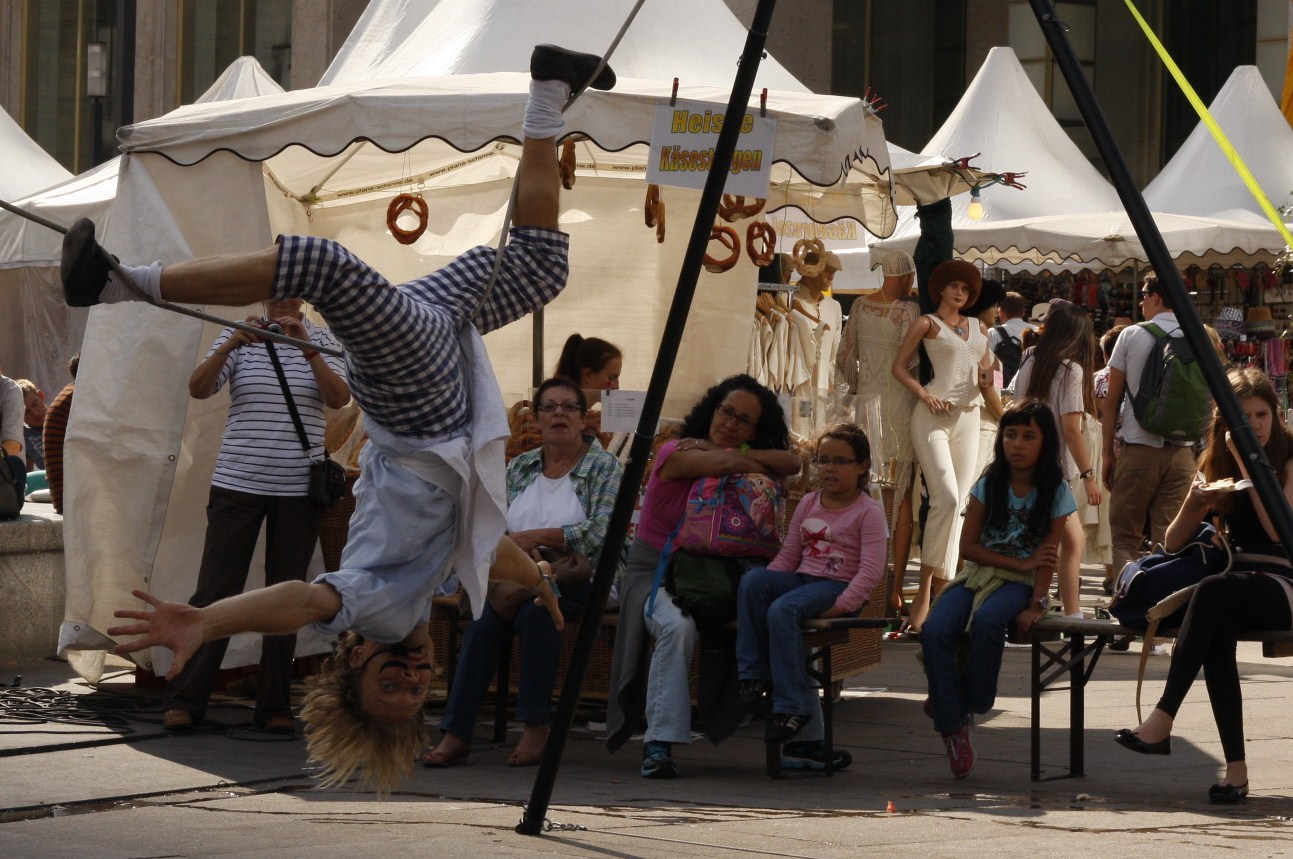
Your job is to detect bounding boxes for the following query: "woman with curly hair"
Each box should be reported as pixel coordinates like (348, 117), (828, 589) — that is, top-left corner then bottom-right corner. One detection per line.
(606, 374), (799, 779)
(1116, 367), (1293, 803)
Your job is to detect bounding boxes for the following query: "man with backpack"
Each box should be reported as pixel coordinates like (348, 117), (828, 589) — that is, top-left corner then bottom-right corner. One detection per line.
(1101, 273), (1208, 580)
(987, 291), (1034, 387)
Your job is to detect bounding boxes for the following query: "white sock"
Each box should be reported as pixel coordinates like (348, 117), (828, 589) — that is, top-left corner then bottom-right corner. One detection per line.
(522, 78), (571, 140)
(101, 262), (163, 304)
(1065, 611), (1085, 619)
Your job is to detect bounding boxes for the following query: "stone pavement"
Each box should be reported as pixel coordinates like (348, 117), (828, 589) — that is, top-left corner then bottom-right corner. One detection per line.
(4, 594), (1293, 859)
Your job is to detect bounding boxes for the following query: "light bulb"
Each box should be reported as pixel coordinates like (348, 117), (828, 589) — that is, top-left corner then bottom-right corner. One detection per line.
(966, 187), (985, 221)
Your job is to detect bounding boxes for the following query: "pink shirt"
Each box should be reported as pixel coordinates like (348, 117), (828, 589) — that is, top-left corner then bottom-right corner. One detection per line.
(768, 490), (889, 614)
(636, 439), (696, 551)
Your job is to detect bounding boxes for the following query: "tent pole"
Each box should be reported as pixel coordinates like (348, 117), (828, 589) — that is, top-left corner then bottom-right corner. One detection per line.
(1028, 0), (1293, 552)
(517, 0), (780, 835)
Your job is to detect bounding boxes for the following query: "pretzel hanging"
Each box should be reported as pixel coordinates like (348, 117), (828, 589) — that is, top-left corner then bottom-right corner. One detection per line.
(718, 194), (766, 223)
(704, 225), (741, 273)
(746, 220), (776, 268)
(559, 140), (577, 191)
(644, 184), (665, 243)
(792, 238), (827, 277)
(387, 193), (429, 245)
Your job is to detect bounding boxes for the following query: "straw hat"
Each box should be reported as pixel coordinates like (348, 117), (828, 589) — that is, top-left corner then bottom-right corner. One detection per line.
(872, 250), (915, 278)
(1030, 302), (1051, 323)
(927, 259), (982, 306)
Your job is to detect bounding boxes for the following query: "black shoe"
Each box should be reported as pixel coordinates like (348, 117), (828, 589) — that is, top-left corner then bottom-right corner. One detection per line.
(60, 218), (111, 307)
(766, 712), (812, 743)
(530, 44), (616, 91)
(1208, 782), (1249, 804)
(1114, 727), (1171, 756)
(736, 679), (769, 720)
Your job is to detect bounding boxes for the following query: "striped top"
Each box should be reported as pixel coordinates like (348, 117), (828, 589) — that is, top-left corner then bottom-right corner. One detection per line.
(208, 320), (346, 496)
(42, 383), (74, 513)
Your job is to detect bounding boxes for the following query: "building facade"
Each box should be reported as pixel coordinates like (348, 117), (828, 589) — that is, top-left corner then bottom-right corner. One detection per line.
(0, 0), (1287, 186)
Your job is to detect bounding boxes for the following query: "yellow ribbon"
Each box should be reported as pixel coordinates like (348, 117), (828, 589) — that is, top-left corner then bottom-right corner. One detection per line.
(1123, 0), (1293, 248)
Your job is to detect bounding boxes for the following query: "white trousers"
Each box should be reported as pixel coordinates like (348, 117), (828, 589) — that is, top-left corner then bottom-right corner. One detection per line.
(911, 405), (981, 578)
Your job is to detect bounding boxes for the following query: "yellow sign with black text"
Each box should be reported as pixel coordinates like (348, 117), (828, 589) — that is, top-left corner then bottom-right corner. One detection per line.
(647, 98), (776, 198)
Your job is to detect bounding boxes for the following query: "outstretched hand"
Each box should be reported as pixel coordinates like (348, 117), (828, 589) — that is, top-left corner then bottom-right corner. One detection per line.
(107, 589), (205, 680)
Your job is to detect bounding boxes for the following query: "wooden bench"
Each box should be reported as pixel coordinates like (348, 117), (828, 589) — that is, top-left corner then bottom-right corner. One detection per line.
(1024, 615), (1293, 781)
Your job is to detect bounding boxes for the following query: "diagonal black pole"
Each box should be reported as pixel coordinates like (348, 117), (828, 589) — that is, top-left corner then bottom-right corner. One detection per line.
(1027, 0), (1293, 552)
(517, 0), (780, 835)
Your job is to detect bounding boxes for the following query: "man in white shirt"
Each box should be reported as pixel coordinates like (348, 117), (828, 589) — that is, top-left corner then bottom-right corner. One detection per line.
(1101, 274), (1199, 577)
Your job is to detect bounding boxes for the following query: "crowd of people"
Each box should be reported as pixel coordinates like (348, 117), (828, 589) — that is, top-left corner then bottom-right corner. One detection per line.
(12, 42), (1287, 806)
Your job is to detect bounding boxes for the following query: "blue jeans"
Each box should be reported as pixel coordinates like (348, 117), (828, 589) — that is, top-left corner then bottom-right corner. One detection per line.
(3, 454), (26, 517)
(736, 568), (845, 720)
(920, 580), (1031, 735)
(440, 582), (590, 739)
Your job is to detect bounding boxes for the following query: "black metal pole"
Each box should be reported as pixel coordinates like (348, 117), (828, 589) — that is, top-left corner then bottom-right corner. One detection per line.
(517, 0), (779, 834)
(1027, 0), (1293, 553)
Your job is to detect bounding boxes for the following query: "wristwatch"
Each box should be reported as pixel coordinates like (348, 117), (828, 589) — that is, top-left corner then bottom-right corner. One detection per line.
(1033, 595), (1051, 611)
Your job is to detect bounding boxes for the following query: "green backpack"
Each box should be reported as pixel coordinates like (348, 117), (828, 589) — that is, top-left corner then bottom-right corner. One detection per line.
(1129, 322), (1212, 443)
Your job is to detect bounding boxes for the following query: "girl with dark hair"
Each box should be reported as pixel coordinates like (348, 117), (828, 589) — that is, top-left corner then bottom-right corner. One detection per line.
(1011, 299), (1100, 617)
(606, 374), (799, 779)
(1116, 367), (1293, 804)
(554, 333), (623, 392)
(734, 423), (888, 770)
(921, 399), (1074, 779)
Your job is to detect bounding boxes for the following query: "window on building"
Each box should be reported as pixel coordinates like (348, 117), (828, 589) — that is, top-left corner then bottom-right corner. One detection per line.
(179, 0), (292, 103)
(831, 0), (967, 153)
(1008, 0), (1098, 161)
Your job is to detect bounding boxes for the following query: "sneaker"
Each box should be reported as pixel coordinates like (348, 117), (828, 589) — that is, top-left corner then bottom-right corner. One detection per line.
(640, 741), (677, 779)
(530, 44), (616, 91)
(766, 712), (812, 743)
(781, 740), (853, 771)
(60, 218), (112, 307)
(942, 725), (975, 779)
(736, 679), (769, 720)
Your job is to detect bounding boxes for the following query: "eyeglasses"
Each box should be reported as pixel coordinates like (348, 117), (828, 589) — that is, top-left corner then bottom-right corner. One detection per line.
(812, 456), (857, 468)
(536, 401), (584, 414)
(716, 404), (756, 430)
(1140, 291), (1153, 299)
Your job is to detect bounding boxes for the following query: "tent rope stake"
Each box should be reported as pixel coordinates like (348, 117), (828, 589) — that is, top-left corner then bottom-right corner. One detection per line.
(0, 196), (342, 358)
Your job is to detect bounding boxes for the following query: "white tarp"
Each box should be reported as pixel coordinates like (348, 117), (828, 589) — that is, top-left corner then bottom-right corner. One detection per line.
(63, 21), (894, 677)
(1145, 65), (1293, 224)
(0, 58), (284, 399)
(0, 105), (71, 203)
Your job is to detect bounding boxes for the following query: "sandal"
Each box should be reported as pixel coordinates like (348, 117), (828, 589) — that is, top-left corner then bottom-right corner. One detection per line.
(420, 744), (470, 768)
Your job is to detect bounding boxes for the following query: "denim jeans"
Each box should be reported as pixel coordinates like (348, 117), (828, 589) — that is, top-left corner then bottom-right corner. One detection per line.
(920, 579), (1031, 735)
(643, 592), (698, 744)
(736, 568), (845, 720)
(440, 581), (589, 739)
(3, 454), (26, 517)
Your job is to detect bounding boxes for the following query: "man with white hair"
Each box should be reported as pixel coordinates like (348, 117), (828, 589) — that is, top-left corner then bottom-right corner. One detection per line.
(837, 249), (920, 615)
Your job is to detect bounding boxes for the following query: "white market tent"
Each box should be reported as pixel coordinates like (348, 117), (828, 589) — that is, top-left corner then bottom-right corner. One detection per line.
(0, 104), (72, 202)
(1145, 65), (1293, 224)
(0, 57), (284, 397)
(60, 2), (896, 677)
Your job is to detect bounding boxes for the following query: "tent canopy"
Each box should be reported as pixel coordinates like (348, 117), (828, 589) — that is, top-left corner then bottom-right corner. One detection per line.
(0, 105), (71, 202)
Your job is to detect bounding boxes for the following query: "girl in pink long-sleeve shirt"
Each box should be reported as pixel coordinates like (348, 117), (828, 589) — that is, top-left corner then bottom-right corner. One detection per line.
(735, 423), (889, 756)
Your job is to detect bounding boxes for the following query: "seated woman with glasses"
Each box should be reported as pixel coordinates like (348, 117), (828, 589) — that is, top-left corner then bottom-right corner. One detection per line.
(606, 374), (799, 779)
(422, 377), (623, 768)
(734, 423), (887, 770)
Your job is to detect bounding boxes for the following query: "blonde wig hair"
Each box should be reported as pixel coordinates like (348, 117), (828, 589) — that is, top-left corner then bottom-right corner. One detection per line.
(299, 632), (429, 796)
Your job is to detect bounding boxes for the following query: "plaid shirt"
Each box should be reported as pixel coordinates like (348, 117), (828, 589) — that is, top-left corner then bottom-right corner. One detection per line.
(274, 228), (569, 439)
(505, 436), (623, 564)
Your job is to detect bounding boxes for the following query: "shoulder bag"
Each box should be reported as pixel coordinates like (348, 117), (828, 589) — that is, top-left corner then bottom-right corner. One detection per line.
(264, 339), (346, 508)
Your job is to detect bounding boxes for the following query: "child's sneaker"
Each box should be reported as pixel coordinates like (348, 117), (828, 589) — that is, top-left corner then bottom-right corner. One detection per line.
(640, 741), (677, 779)
(942, 725), (975, 779)
(766, 712), (812, 743)
(781, 740), (853, 771)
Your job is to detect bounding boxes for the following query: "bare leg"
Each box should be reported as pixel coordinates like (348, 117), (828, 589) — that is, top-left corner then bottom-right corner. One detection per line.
(424, 729), (473, 766)
(1058, 515), (1085, 616)
(908, 563), (940, 632)
(158, 246), (280, 307)
(513, 137), (561, 231)
(509, 722), (550, 766)
(1132, 707), (1174, 744)
(889, 484), (915, 616)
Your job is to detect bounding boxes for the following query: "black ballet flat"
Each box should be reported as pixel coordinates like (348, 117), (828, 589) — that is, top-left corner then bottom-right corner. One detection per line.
(1114, 728), (1172, 755)
(1208, 782), (1249, 804)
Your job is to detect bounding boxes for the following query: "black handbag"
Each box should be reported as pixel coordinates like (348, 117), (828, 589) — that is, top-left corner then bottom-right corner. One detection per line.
(264, 339), (345, 508)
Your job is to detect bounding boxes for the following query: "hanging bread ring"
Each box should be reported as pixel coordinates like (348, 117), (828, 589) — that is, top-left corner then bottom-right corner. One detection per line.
(644, 184), (660, 227)
(559, 140), (577, 191)
(387, 193), (428, 245)
(746, 220), (777, 267)
(704, 225), (741, 273)
(793, 237), (827, 277)
(718, 194), (766, 222)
